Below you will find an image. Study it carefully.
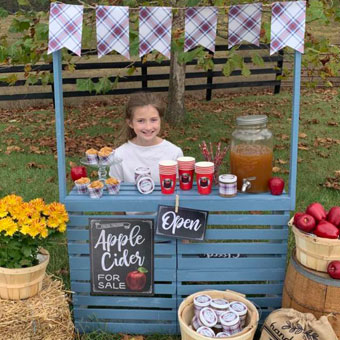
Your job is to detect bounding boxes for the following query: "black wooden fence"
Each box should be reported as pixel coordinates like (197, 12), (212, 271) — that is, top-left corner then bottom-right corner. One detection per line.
(0, 44), (284, 104)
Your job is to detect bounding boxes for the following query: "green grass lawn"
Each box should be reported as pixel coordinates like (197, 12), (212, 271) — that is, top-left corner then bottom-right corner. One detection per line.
(1, 88), (340, 339)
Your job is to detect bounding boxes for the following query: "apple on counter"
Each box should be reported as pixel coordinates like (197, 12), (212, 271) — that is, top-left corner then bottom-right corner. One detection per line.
(126, 267), (148, 291)
(70, 161), (87, 181)
(268, 177), (285, 195)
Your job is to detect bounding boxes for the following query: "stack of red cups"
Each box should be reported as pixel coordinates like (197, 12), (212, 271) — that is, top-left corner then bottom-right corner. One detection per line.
(177, 156), (195, 190)
(159, 160), (177, 194)
(195, 161), (215, 195)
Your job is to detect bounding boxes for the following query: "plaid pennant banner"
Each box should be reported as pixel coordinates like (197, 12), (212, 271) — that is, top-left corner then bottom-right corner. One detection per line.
(184, 7), (218, 53)
(139, 7), (172, 59)
(96, 6), (130, 59)
(270, 1), (306, 55)
(228, 3), (262, 48)
(48, 3), (83, 56)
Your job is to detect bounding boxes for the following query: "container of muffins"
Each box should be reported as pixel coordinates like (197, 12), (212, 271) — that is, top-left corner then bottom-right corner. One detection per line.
(85, 148), (98, 165)
(74, 177), (90, 194)
(88, 180), (104, 199)
(105, 177), (120, 195)
(98, 146), (115, 165)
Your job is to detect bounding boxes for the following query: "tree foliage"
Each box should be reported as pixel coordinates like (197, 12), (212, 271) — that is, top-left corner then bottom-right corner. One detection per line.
(0, 0), (340, 92)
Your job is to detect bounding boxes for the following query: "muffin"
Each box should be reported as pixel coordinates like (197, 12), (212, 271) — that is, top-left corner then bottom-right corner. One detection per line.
(105, 177), (120, 195)
(74, 177), (90, 194)
(85, 148), (98, 164)
(98, 146), (115, 165)
(88, 180), (104, 199)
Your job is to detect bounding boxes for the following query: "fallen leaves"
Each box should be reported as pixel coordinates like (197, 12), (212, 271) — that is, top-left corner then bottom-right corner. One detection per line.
(5, 146), (23, 154)
(26, 162), (46, 169)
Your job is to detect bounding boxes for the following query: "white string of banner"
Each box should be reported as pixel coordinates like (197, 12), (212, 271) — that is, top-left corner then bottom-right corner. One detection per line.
(48, 1), (306, 59)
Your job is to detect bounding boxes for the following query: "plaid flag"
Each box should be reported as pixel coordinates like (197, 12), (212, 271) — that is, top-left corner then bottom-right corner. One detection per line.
(48, 3), (83, 56)
(139, 7), (172, 59)
(228, 3), (262, 48)
(184, 7), (218, 53)
(270, 1), (306, 55)
(96, 6), (130, 59)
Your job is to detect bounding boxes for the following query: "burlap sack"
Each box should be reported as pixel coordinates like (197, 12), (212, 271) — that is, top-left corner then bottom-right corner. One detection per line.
(260, 308), (338, 340)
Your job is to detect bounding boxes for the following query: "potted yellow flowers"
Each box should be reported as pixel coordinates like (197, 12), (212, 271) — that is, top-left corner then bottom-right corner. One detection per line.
(0, 194), (68, 300)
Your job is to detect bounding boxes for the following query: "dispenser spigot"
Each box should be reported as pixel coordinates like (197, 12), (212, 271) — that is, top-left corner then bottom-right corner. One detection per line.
(241, 177), (256, 192)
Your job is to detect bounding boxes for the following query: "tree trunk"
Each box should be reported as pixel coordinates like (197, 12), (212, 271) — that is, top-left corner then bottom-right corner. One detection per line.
(165, 6), (186, 124)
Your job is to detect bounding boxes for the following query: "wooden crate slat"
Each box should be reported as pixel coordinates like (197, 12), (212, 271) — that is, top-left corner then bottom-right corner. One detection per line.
(69, 256), (176, 269)
(65, 189), (292, 212)
(177, 268), (285, 281)
(73, 295), (177, 308)
(74, 321), (177, 334)
(178, 257), (286, 269)
(204, 228), (288, 240)
(207, 214), (290, 225)
(70, 269), (176, 282)
(71, 282), (176, 294)
(178, 243), (287, 254)
(74, 308), (176, 321)
(177, 283), (284, 295)
(67, 241), (176, 254)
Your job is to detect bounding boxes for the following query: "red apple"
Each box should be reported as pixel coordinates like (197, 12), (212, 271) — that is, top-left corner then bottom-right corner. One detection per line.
(70, 165), (87, 181)
(327, 261), (340, 279)
(293, 212), (304, 226)
(327, 206), (340, 228)
(126, 267), (148, 291)
(295, 213), (316, 233)
(268, 177), (285, 195)
(306, 202), (326, 222)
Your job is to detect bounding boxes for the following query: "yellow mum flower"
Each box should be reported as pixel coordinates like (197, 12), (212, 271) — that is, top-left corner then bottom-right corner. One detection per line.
(28, 218), (47, 238)
(29, 198), (46, 213)
(58, 222), (67, 233)
(3, 195), (23, 207)
(0, 217), (18, 236)
(0, 201), (8, 218)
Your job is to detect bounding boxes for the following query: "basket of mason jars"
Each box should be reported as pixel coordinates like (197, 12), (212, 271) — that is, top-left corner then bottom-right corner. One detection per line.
(178, 290), (259, 340)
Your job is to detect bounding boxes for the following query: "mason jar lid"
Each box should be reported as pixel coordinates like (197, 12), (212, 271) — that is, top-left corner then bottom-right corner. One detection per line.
(219, 311), (240, 327)
(210, 298), (229, 310)
(219, 174), (237, 184)
(229, 301), (248, 316)
(196, 326), (215, 338)
(194, 294), (212, 308)
(236, 115), (268, 126)
(136, 175), (154, 195)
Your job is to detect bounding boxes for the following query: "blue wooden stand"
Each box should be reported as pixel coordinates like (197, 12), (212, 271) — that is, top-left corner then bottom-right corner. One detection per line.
(53, 50), (301, 334)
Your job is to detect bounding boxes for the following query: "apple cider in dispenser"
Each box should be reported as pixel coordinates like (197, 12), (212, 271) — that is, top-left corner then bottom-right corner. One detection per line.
(230, 115), (273, 193)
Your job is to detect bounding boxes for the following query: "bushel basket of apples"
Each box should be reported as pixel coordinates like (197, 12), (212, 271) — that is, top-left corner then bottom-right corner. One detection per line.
(289, 203), (340, 273)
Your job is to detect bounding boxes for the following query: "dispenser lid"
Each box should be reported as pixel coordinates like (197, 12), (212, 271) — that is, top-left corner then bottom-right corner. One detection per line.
(236, 115), (268, 126)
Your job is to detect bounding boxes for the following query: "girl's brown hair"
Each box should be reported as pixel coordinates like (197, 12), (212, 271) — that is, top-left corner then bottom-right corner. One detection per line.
(123, 92), (165, 142)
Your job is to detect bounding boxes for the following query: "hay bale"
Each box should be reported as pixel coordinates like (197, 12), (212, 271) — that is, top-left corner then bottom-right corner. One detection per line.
(0, 275), (74, 340)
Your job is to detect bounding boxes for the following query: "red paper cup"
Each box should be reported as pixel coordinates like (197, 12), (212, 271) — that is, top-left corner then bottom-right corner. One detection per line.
(178, 156), (195, 171)
(196, 172), (213, 195)
(160, 173), (176, 194)
(179, 169), (194, 190)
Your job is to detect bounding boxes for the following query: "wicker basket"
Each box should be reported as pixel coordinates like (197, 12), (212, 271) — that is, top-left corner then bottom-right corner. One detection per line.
(178, 289), (259, 340)
(289, 218), (340, 272)
(0, 248), (49, 300)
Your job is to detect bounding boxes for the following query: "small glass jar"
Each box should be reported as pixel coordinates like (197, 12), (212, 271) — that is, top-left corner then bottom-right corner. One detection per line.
(219, 174), (237, 197)
(230, 115), (273, 193)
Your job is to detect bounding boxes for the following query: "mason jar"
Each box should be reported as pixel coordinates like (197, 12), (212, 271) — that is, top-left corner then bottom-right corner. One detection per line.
(230, 115), (273, 193)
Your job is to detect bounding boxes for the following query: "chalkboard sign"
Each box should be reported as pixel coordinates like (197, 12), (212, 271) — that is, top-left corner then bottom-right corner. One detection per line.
(156, 205), (208, 241)
(89, 218), (154, 296)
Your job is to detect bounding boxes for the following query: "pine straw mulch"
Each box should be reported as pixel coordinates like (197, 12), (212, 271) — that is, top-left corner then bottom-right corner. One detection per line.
(0, 275), (74, 340)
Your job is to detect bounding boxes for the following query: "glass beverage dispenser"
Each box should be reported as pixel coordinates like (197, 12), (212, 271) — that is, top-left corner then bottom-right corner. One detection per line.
(230, 115), (273, 193)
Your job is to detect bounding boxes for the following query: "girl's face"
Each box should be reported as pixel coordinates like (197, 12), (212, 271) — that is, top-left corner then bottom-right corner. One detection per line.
(128, 105), (161, 146)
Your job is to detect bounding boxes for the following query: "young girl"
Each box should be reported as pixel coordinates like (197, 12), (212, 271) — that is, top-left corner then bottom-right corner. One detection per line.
(109, 92), (183, 183)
